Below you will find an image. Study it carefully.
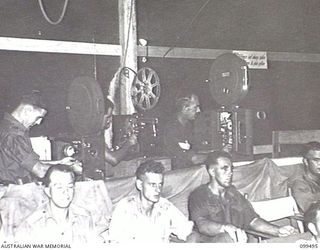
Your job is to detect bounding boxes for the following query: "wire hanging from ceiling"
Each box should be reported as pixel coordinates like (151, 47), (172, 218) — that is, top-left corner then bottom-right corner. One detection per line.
(38, 0), (69, 25)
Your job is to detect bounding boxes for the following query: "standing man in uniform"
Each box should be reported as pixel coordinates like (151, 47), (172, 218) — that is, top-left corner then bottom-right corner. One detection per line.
(0, 91), (78, 185)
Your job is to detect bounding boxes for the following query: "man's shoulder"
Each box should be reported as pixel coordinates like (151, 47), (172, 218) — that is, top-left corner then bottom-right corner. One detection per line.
(227, 185), (243, 194)
(23, 203), (49, 225)
(290, 174), (317, 191)
(70, 204), (92, 217)
(164, 117), (181, 131)
(0, 115), (26, 139)
(189, 184), (209, 201)
(156, 197), (176, 210)
(190, 184), (208, 195)
(116, 194), (139, 208)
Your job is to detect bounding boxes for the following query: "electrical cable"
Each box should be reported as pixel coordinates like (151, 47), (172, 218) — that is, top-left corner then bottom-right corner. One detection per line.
(163, 0), (212, 58)
(38, 0), (69, 25)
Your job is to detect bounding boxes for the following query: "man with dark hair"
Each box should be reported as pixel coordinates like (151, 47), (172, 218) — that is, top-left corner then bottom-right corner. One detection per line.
(103, 98), (138, 174)
(108, 159), (193, 243)
(188, 151), (296, 243)
(16, 164), (96, 243)
(0, 91), (78, 185)
(291, 141), (320, 212)
(163, 94), (207, 169)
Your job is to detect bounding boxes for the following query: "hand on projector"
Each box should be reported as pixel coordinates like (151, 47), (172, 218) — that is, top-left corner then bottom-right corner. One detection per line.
(128, 134), (138, 146)
(59, 157), (83, 175)
(70, 160), (83, 175)
(59, 156), (76, 166)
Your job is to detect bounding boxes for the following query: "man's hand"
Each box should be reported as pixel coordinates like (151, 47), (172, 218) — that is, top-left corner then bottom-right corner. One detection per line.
(178, 140), (191, 150)
(59, 157), (83, 174)
(59, 156), (76, 166)
(278, 225), (297, 237)
(221, 224), (247, 243)
(222, 144), (232, 153)
(127, 134), (138, 146)
(70, 160), (83, 175)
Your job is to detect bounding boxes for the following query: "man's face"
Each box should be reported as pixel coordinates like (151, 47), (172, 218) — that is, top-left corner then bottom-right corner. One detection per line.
(211, 157), (233, 188)
(304, 150), (320, 177)
(25, 107), (47, 128)
(103, 107), (113, 130)
(183, 95), (201, 120)
(138, 172), (164, 204)
(46, 171), (75, 209)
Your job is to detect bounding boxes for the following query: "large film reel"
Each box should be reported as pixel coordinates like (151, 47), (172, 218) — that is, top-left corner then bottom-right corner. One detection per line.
(67, 76), (105, 135)
(131, 67), (160, 111)
(209, 53), (249, 106)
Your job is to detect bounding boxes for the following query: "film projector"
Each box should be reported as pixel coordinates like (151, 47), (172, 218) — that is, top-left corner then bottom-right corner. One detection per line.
(112, 67), (161, 158)
(194, 53), (253, 156)
(51, 67), (162, 179)
(51, 76), (106, 180)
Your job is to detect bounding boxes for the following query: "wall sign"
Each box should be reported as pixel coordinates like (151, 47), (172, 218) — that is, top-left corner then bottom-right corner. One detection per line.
(233, 51), (268, 69)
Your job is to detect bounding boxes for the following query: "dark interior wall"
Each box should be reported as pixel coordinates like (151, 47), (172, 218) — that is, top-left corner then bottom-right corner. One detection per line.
(137, 0), (320, 53)
(0, 51), (119, 137)
(0, 0), (319, 146)
(0, 0), (119, 43)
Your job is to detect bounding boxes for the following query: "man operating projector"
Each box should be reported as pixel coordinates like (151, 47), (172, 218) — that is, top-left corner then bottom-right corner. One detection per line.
(0, 91), (81, 185)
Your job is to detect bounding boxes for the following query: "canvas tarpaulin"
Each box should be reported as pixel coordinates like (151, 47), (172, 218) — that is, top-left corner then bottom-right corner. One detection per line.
(0, 158), (303, 239)
(106, 158), (296, 217)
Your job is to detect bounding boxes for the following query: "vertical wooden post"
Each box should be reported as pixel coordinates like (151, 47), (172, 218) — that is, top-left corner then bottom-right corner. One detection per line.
(118, 0), (137, 115)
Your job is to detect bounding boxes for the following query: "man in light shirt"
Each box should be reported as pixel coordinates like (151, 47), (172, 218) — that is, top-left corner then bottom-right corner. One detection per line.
(108, 159), (194, 243)
(16, 165), (96, 243)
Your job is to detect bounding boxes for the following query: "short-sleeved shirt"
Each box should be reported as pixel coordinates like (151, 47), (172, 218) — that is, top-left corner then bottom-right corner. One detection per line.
(0, 113), (39, 184)
(163, 118), (197, 169)
(290, 171), (320, 212)
(16, 202), (96, 243)
(109, 194), (194, 243)
(188, 184), (259, 233)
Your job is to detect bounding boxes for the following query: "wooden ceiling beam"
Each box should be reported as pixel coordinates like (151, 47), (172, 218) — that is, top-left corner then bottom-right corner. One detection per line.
(0, 36), (320, 63)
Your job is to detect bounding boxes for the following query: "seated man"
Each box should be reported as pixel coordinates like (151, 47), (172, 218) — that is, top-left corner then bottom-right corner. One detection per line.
(16, 165), (97, 243)
(163, 94), (207, 169)
(108, 159), (194, 243)
(303, 201), (320, 242)
(0, 91), (79, 185)
(103, 98), (138, 176)
(291, 141), (320, 212)
(188, 151), (296, 243)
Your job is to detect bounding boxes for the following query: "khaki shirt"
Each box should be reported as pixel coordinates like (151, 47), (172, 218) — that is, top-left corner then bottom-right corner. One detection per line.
(109, 194), (193, 243)
(16, 203), (96, 243)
